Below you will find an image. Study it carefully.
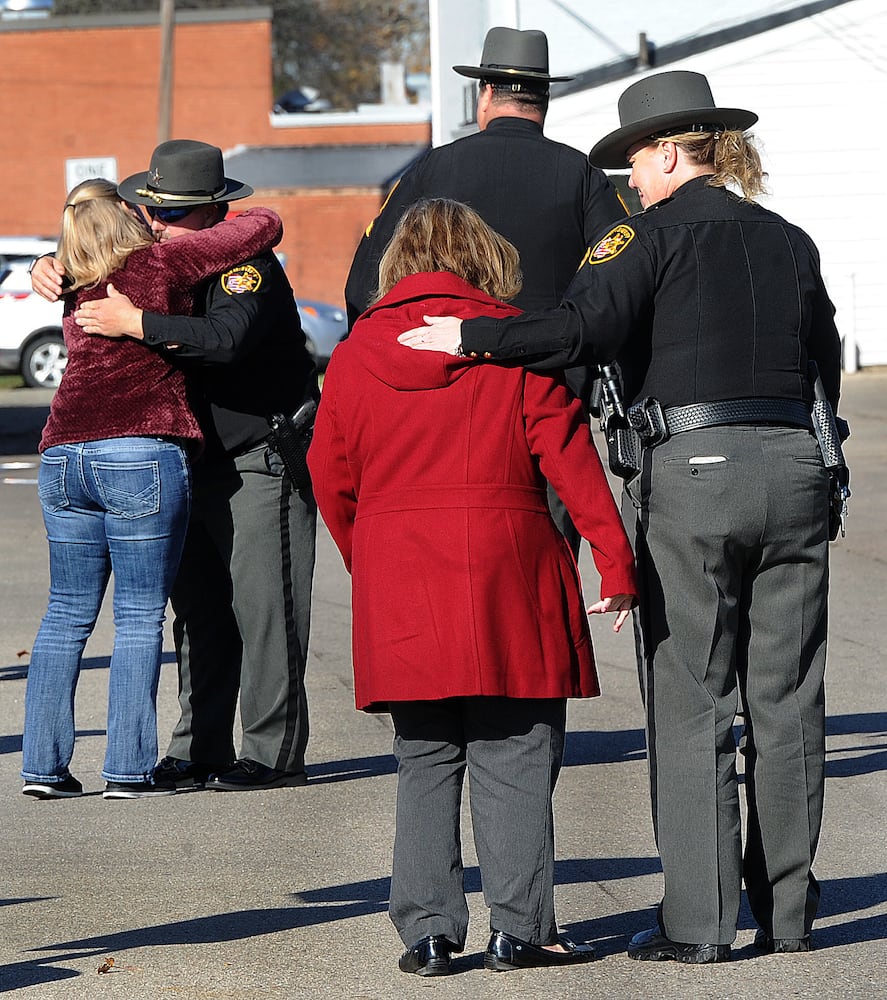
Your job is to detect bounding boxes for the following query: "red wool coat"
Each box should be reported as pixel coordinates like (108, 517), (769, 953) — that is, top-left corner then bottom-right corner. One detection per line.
(308, 273), (637, 712)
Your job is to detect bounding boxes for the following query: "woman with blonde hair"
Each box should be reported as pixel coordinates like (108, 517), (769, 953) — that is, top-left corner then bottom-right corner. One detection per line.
(400, 72), (842, 962)
(21, 178), (281, 800)
(308, 198), (636, 975)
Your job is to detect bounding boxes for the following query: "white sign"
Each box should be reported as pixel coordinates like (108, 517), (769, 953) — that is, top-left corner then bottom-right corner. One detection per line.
(65, 157), (118, 192)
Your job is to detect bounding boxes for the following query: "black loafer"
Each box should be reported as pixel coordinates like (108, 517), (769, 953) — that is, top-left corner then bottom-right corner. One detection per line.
(628, 927), (730, 964)
(484, 930), (595, 971)
(398, 935), (452, 976)
(153, 756), (227, 791)
(754, 930), (812, 953)
(206, 758), (308, 791)
(103, 778), (176, 799)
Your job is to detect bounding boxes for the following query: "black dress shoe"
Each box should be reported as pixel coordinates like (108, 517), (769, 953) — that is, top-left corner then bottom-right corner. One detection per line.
(754, 929), (812, 953)
(103, 778), (176, 799)
(628, 927), (730, 964)
(484, 930), (595, 971)
(206, 758), (308, 791)
(398, 935), (452, 976)
(153, 756), (227, 790)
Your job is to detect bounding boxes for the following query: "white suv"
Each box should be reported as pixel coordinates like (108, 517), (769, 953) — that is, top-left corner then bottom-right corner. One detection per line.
(0, 237), (65, 388)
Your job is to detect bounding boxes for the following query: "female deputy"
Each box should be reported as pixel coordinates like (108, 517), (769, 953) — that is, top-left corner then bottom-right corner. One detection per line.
(398, 73), (842, 962)
(21, 179), (280, 800)
(308, 198), (636, 975)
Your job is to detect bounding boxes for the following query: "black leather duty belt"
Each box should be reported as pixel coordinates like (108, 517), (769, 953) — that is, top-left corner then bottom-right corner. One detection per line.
(664, 398), (812, 435)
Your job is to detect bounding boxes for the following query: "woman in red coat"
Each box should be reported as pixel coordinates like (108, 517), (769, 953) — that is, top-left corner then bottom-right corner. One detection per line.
(308, 199), (636, 977)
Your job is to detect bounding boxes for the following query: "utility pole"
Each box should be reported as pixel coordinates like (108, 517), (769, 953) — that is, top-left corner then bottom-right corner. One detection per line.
(157, 0), (175, 143)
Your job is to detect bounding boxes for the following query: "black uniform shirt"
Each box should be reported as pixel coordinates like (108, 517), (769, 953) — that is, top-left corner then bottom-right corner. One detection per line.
(142, 250), (317, 457)
(345, 116), (627, 324)
(345, 115), (627, 406)
(462, 177), (841, 410)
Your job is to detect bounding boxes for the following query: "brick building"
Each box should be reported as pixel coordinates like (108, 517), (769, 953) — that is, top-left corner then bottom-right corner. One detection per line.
(0, 6), (430, 303)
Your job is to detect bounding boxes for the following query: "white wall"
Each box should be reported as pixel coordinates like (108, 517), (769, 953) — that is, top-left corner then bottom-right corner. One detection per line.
(430, 0), (887, 369)
(430, 0), (563, 146)
(545, 0), (887, 369)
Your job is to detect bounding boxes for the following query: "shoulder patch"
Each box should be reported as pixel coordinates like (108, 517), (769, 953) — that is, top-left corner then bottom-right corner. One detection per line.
(220, 264), (262, 295)
(587, 224), (635, 265)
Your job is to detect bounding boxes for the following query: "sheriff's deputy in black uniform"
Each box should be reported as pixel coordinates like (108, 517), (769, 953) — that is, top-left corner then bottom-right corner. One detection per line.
(66, 141), (318, 792)
(345, 26), (627, 555)
(399, 72), (842, 962)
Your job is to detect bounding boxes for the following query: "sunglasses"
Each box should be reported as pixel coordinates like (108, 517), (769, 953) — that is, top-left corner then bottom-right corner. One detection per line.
(146, 205), (197, 224)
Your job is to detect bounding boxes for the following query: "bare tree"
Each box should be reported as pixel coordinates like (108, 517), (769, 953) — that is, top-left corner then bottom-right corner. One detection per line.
(53, 0), (429, 109)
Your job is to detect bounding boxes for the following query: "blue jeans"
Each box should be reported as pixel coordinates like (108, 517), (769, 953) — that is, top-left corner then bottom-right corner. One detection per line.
(22, 437), (191, 784)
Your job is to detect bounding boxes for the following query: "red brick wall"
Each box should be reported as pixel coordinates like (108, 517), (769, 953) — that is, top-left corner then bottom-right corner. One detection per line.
(0, 14), (428, 308)
(260, 189), (386, 304)
(0, 17), (275, 235)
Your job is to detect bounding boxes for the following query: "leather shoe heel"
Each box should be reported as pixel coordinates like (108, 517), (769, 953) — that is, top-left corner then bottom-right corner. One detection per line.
(484, 930), (595, 971)
(754, 930), (812, 953)
(398, 935), (452, 976)
(628, 927), (730, 964)
(206, 759), (308, 791)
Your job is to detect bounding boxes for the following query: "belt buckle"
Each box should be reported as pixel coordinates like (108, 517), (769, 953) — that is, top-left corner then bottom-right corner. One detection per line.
(628, 397), (669, 445)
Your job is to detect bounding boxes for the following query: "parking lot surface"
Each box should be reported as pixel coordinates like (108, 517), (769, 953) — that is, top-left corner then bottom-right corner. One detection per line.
(1, 375), (884, 998)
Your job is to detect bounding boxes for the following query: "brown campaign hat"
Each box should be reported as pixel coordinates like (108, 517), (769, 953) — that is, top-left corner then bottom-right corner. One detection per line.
(118, 139), (253, 208)
(453, 26), (573, 84)
(589, 71), (758, 168)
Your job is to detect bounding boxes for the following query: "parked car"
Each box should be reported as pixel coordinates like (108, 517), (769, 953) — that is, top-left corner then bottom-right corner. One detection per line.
(298, 298), (348, 369)
(0, 237), (66, 387)
(0, 237), (348, 385)
(272, 87), (331, 114)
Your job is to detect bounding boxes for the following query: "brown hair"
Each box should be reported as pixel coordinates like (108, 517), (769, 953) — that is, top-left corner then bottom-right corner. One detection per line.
(662, 128), (768, 201)
(375, 198), (522, 302)
(57, 178), (154, 291)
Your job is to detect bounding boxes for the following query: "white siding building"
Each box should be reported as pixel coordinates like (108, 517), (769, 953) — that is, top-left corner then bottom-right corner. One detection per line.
(431, 0), (887, 369)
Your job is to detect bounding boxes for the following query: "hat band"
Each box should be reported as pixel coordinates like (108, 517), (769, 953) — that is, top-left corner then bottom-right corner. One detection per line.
(134, 184), (228, 205)
(650, 122), (726, 140)
(484, 63), (548, 75)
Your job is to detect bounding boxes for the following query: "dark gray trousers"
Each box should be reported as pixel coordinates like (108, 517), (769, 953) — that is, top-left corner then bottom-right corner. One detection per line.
(388, 697), (566, 950)
(623, 425), (829, 945)
(166, 442), (316, 773)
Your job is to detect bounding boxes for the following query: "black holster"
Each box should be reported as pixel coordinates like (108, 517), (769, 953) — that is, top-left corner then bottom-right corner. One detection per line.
(593, 362), (642, 480)
(808, 362), (850, 540)
(267, 399), (317, 490)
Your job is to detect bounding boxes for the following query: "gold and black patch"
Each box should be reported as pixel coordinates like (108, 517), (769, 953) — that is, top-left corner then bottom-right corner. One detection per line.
(221, 264), (262, 295)
(586, 224), (636, 265)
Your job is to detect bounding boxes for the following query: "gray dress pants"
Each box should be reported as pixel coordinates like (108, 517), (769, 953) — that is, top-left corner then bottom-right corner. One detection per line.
(623, 425), (829, 945)
(166, 441), (316, 773)
(388, 696), (566, 950)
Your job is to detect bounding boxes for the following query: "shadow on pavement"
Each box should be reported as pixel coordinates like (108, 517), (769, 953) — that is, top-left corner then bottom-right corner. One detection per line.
(308, 753), (397, 783)
(564, 713), (887, 778)
(0, 651), (177, 683)
(825, 711), (887, 779)
(26, 856), (663, 961)
(0, 730), (103, 756)
(564, 727), (646, 766)
(18, 869), (885, 971)
(0, 959), (79, 992)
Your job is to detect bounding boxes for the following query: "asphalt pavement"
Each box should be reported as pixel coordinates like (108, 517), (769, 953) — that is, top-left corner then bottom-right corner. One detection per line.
(0, 374), (885, 998)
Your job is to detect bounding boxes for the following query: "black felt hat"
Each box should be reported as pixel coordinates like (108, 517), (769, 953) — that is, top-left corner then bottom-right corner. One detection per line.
(453, 26), (573, 84)
(589, 71), (758, 168)
(117, 139), (253, 208)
